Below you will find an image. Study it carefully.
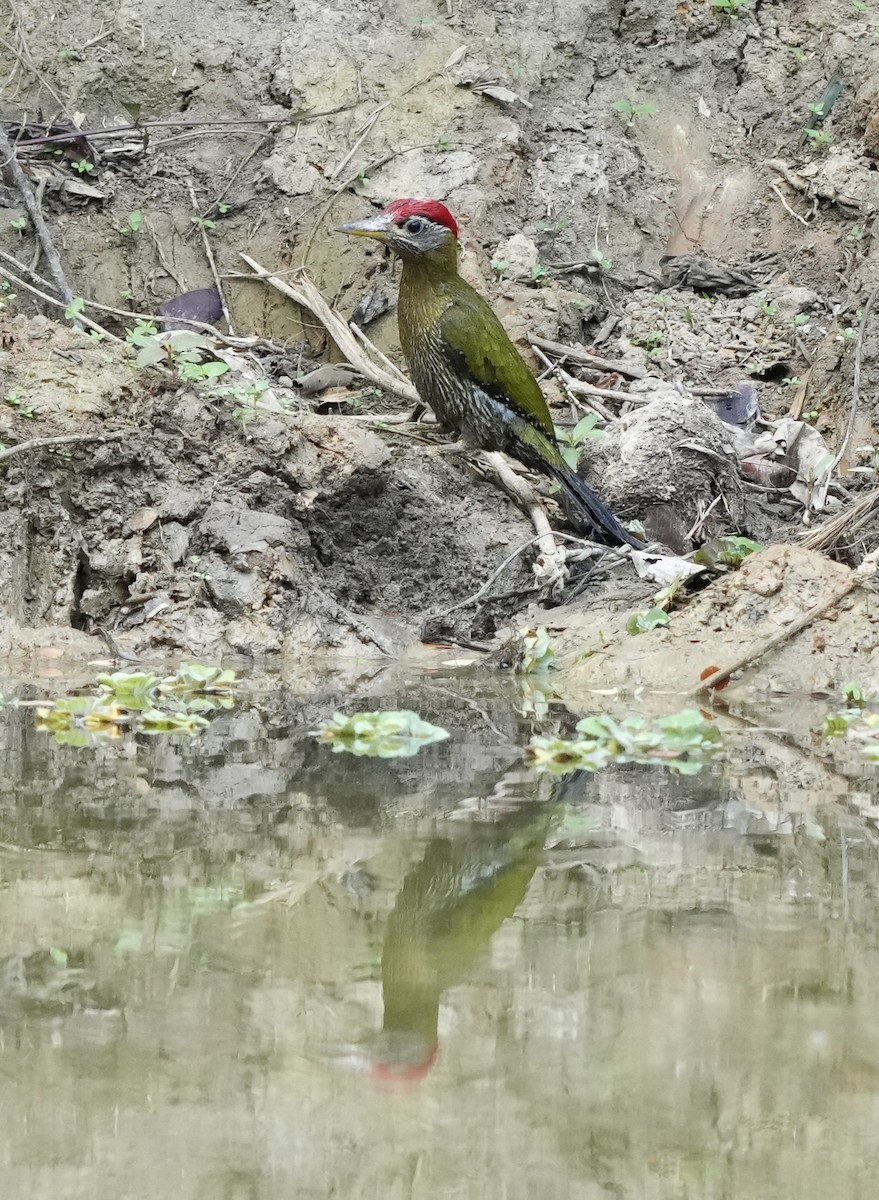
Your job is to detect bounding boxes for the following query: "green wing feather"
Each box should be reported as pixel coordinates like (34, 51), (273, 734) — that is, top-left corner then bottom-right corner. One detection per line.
(437, 283), (556, 442)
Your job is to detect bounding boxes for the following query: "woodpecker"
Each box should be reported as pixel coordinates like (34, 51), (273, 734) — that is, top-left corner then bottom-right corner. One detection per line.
(338, 197), (640, 548)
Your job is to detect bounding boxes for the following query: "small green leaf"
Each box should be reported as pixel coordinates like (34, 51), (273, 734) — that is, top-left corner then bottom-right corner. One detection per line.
(571, 413), (601, 442)
(626, 607), (670, 635)
(693, 536), (762, 569)
(135, 341), (166, 368)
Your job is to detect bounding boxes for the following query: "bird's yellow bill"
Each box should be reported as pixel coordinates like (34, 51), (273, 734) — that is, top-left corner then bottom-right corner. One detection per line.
(336, 213), (391, 240)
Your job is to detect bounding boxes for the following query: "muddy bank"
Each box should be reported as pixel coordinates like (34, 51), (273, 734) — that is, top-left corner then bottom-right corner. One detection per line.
(0, 315), (539, 658)
(1, 0), (879, 663)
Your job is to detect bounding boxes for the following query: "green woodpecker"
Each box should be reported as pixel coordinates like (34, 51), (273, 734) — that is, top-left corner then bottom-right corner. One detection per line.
(338, 197), (641, 548)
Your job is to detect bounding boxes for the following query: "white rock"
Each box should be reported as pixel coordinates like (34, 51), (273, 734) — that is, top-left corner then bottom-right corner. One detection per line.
(492, 232), (539, 280)
(762, 285), (819, 320)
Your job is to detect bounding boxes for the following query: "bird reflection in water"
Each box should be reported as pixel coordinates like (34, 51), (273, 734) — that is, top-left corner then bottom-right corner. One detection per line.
(371, 801), (554, 1089)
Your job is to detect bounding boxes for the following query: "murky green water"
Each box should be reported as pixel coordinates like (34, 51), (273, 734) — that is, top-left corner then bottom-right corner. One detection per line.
(1, 667), (879, 1199)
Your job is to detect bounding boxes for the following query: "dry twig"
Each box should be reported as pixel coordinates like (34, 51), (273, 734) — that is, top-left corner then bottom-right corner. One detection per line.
(0, 433), (124, 463)
(531, 344), (614, 421)
(186, 180), (235, 334)
(530, 335), (646, 380)
(0, 124), (74, 306)
(825, 282), (879, 481)
(801, 486), (879, 553)
(240, 252), (419, 403)
(0, 262), (119, 341)
(768, 181), (810, 227)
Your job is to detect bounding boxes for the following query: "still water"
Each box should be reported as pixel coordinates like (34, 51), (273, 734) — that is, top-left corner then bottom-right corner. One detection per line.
(1, 668), (878, 1199)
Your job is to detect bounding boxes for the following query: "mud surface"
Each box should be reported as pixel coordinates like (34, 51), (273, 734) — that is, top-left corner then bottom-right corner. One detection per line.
(2, 0), (879, 659)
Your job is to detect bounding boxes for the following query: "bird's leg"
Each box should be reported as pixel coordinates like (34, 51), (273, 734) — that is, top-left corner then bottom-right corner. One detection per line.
(430, 425), (480, 455)
(430, 437), (472, 455)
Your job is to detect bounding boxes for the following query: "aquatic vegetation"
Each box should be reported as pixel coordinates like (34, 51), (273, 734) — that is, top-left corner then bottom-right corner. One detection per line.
(516, 625), (554, 673)
(313, 710), (450, 757)
(34, 663), (237, 744)
(822, 685), (879, 760)
(526, 708), (721, 775)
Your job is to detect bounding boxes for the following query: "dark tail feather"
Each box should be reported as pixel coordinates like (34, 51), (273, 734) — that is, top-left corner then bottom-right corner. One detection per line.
(548, 461), (643, 549)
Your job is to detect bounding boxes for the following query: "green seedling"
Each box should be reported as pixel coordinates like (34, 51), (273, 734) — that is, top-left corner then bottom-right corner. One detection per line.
(626, 607), (670, 636)
(636, 329), (664, 351)
(710, 0), (748, 10)
(5, 391), (34, 418)
(805, 128), (832, 148)
(693, 535), (762, 569)
(556, 413), (605, 470)
(176, 359), (230, 382)
(64, 296), (85, 321)
(625, 574), (688, 638)
(612, 99), (658, 126)
(190, 215), (216, 231)
(9, 216), (27, 233)
(70, 159), (94, 174)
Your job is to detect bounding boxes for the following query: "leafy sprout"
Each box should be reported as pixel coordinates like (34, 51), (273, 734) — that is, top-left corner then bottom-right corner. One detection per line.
(556, 413), (606, 469)
(612, 99), (658, 127)
(693, 536), (762, 570)
(65, 296), (85, 321)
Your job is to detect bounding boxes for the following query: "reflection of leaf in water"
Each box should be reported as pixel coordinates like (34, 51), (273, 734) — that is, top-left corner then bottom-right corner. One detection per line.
(527, 709), (721, 776)
(313, 710), (450, 758)
(34, 662), (239, 744)
(554, 807), (596, 837)
(113, 929), (143, 956)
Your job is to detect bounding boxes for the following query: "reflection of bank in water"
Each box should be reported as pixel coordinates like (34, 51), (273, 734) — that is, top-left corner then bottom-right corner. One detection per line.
(372, 801), (555, 1089)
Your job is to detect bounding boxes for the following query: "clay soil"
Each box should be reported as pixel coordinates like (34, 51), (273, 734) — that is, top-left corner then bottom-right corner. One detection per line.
(1, 0), (879, 667)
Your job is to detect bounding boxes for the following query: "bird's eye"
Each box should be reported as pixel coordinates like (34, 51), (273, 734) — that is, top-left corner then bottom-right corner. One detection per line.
(404, 218), (424, 234)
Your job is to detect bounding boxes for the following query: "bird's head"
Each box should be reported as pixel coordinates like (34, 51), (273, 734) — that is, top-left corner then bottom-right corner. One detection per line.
(337, 198), (459, 263)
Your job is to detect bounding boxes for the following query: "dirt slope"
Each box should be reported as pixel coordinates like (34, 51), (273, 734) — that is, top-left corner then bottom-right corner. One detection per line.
(1, 0), (878, 656)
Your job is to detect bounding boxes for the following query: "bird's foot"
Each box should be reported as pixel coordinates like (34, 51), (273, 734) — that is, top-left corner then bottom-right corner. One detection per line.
(430, 437), (475, 455)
